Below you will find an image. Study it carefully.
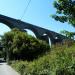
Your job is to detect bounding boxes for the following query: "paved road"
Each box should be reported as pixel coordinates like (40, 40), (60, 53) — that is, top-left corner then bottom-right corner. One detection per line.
(0, 63), (20, 75)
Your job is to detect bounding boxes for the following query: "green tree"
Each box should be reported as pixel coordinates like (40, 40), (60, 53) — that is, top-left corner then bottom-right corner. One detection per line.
(60, 30), (75, 39)
(52, 0), (75, 27)
(1, 28), (18, 61)
(1, 28), (50, 61)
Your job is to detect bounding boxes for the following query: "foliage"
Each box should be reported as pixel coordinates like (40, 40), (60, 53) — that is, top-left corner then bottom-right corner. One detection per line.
(0, 51), (3, 58)
(11, 43), (75, 75)
(1, 28), (50, 61)
(60, 30), (75, 39)
(52, 0), (75, 27)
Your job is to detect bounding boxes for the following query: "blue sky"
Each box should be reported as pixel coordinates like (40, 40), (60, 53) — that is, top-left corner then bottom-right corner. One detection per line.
(0, 0), (75, 35)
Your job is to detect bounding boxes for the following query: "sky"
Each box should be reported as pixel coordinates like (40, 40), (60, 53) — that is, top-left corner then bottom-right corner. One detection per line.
(0, 0), (75, 36)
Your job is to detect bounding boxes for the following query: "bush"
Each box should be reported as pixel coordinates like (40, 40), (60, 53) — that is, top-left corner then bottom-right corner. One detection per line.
(11, 61), (28, 75)
(2, 28), (50, 60)
(10, 43), (75, 75)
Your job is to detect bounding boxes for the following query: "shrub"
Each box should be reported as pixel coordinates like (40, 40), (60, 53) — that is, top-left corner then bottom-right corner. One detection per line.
(10, 43), (75, 75)
(2, 28), (50, 61)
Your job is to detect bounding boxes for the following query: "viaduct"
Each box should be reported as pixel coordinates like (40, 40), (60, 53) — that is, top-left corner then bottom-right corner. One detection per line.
(0, 14), (67, 45)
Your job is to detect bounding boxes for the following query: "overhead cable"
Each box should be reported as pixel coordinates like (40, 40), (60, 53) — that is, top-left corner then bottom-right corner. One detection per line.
(20, 0), (32, 20)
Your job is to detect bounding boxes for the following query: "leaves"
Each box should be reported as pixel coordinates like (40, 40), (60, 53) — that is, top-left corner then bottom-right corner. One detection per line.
(52, 0), (75, 27)
(1, 28), (50, 61)
(11, 43), (75, 75)
(60, 30), (75, 39)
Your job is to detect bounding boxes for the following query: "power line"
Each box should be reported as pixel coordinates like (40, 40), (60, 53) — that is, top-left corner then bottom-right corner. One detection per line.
(20, 0), (32, 20)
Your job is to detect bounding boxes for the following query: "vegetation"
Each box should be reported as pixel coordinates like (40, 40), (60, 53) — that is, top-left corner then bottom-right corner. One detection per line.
(7, 0), (75, 74)
(10, 42), (75, 75)
(52, 0), (75, 27)
(0, 1), (75, 75)
(1, 28), (75, 75)
(1, 28), (50, 61)
(60, 30), (75, 39)
(0, 50), (3, 58)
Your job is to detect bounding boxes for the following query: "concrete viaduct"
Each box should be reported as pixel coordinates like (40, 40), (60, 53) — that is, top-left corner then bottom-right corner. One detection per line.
(0, 14), (67, 45)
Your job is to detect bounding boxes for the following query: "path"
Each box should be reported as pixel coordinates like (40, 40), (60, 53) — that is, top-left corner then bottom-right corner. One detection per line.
(0, 63), (20, 75)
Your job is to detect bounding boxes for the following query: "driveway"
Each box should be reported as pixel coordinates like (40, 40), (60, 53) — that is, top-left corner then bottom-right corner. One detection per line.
(0, 63), (20, 75)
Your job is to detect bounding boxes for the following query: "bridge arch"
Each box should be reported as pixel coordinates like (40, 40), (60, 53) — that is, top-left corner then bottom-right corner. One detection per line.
(41, 31), (57, 46)
(0, 23), (11, 35)
(23, 27), (41, 39)
(0, 15), (40, 38)
(0, 22), (40, 39)
(24, 29), (36, 37)
(42, 33), (52, 46)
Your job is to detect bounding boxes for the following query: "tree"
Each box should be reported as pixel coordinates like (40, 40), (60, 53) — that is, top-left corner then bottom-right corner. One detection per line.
(1, 28), (50, 61)
(60, 30), (75, 39)
(52, 0), (75, 27)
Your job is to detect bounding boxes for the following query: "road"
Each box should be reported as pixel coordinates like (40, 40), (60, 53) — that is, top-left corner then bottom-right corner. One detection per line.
(0, 63), (20, 75)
